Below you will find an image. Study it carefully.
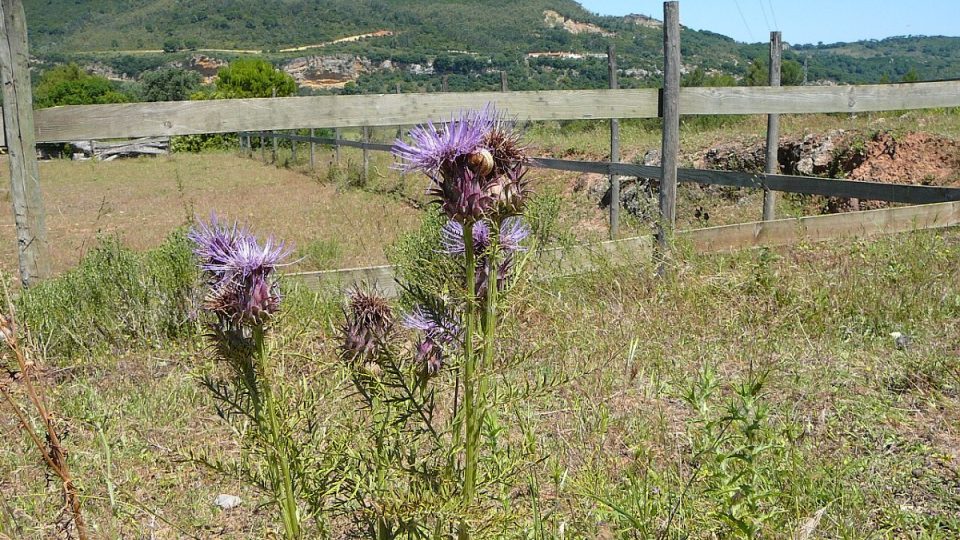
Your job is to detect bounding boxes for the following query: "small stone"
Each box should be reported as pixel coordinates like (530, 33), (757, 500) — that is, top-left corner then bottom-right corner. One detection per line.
(890, 332), (911, 350)
(213, 494), (242, 510)
(911, 468), (923, 479)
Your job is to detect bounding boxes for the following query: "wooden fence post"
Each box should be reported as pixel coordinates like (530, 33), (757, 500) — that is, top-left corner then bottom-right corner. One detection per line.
(441, 74), (449, 93)
(260, 131), (266, 161)
(334, 127), (341, 165)
(658, 0), (681, 254)
(608, 43), (620, 240)
(763, 31), (782, 221)
(0, 0), (49, 286)
(500, 70), (508, 92)
(270, 88), (277, 163)
(362, 125), (370, 182)
(309, 128), (315, 169)
(396, 83), (405, 184)
(291, 130), (297, 164)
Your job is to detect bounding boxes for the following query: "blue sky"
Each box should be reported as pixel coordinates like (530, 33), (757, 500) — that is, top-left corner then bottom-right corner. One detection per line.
(578, 1), (960, 44)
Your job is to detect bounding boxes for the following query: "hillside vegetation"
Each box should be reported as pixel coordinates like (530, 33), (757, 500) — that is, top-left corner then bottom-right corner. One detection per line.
(23, 0), (960, 93)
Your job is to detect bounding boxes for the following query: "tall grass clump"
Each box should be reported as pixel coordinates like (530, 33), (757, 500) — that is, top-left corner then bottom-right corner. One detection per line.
(16, 232), (198, 358)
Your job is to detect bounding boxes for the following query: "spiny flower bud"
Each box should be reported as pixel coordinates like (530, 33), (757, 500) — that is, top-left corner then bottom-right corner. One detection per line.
(340, 288), (394, 369)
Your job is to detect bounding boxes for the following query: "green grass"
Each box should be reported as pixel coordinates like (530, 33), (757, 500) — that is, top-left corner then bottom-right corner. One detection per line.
(2, 110), (960, 538)
(2, 224), (959, 538)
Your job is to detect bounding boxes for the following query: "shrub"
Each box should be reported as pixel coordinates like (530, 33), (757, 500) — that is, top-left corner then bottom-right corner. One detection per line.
(16, 231), (199, 358)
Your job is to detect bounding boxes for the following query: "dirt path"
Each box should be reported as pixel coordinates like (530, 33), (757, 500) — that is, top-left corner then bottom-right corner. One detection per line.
(81, 30), (394, 56)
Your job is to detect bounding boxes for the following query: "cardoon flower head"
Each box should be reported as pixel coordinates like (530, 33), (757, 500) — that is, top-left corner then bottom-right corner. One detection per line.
(393, 104), (531, 224)
(439, 217), (529, 257)
(393, 106), (494, 175)
(403, 306), (460, 376)
(189, 214), (290, 325)
(340, 287), (394, 369)
(440, 217), (530, 299)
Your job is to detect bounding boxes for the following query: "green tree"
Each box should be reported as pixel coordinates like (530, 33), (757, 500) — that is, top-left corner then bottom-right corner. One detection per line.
(901, 67), (920, 82)
(140, 67), (201, 102)
(211, 58), (296, 98)
(745, 58), (804, 86)
(33, 63), (132, 108)
(682, 67), (737, 87)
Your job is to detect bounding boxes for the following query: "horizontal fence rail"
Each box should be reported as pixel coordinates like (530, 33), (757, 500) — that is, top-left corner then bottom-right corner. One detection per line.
(287, 201), (960, 296)
(25, 80), (960, 143)
(255, 130), (960, 205)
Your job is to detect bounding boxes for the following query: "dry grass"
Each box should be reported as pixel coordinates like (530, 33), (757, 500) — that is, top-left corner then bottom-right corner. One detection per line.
(0, 150), (421, 277)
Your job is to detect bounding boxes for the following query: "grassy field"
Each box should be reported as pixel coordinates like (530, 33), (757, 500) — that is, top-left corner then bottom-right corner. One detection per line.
(1, 228), (958, 538)
(1, 110), (959, 538)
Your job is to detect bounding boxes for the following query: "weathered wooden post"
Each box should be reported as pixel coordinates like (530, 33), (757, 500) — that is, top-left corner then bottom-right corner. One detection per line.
(291, 130), (297, 164)
(763, 31), (782, 221)
(500, 70), (508, 92)
(271, 88), (278, 163)
(658, 1), (681, 253)
(441, 74), (449, 93)
(334, 127), (341, 165)
(362, 125), (370, 182)
(260, 131), (266, 161)
(608, 43), (620, 239)
(309, 128), (315, 169)
(0, 0), (49, 286)
(396, 83), (405, 184)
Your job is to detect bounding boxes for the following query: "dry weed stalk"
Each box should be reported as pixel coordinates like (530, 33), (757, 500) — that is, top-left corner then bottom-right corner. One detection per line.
(0, 280), (88, 540)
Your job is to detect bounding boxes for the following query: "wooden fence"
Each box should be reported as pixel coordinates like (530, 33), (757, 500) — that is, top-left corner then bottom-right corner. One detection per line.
(20, 81), (960, 142)
(252, 130), (960, 206)
(291, 201), (960, 296)
(2, 0), (960, 285)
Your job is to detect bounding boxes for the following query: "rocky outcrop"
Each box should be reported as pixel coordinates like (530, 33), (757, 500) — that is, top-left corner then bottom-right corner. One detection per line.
(543, 10), (614, 36)
(698, 129), (960, 213)
(173, 55), (229, 84)
(623, 14), (663, 28)
(282, 55), (373, 89)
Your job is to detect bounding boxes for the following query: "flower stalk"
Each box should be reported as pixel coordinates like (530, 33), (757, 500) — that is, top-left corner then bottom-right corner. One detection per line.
(392, 105), (532, 538)
(189, 215), (301, 539)
(462, 221), (478, 512)
(254, 324), (300, 539)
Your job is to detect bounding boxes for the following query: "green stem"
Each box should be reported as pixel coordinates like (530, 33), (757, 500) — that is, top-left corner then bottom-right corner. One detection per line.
(254, 325), (301, 539)
(460, 221), (477, 540)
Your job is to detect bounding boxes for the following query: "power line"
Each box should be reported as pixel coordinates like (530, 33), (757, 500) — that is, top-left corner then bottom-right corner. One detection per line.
(757, 0), (772, 32)
(767, 0), (780, 29)
(732, 0), (755, 41)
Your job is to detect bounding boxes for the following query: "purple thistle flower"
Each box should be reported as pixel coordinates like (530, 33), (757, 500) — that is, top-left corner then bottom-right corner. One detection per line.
(427, 165), (497, 224)
(403, 306), (460, 376)
(439, 217), (529, 257)
(415, 338), (444, 376)
(392, 106), (494, 174)
(403, 306), (459, 345)
(190, 214), (290, 325)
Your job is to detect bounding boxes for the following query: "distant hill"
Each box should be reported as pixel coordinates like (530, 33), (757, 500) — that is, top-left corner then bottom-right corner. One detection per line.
(21, 1), (960, 93)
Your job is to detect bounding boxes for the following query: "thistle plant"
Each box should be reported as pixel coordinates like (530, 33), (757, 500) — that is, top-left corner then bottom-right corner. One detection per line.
(393, 105), (532, 537)
(188, 215), (304, 538)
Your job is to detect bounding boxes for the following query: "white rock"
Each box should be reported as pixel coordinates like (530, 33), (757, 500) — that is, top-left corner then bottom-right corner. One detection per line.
(214, 494), (242, 510)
